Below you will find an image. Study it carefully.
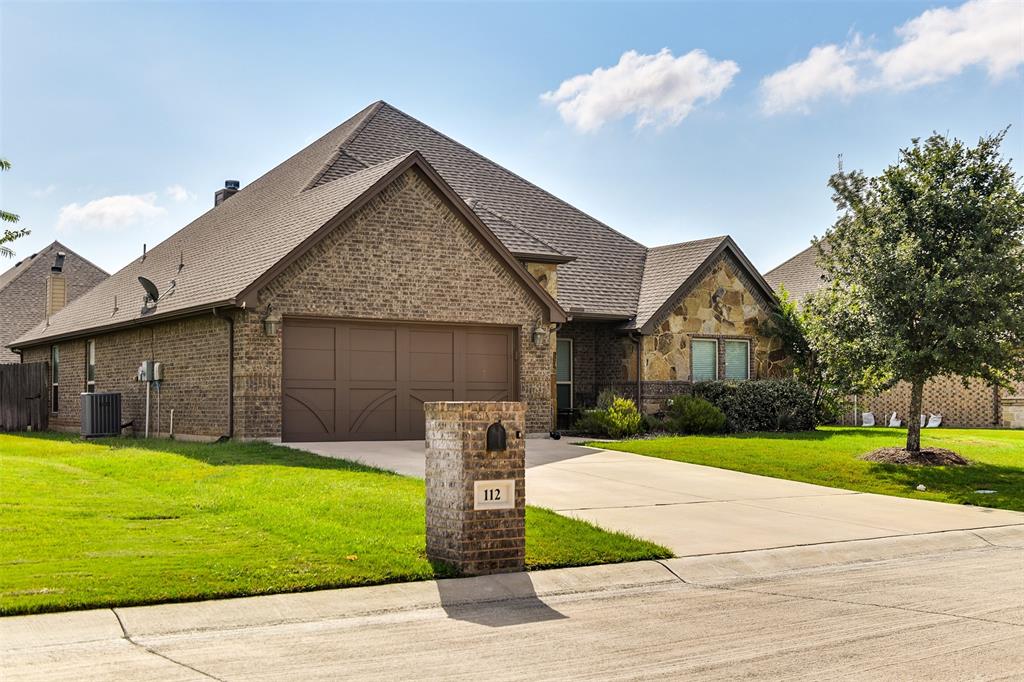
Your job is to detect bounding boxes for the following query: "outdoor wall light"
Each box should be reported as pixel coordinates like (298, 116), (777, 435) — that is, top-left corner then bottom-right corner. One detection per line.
(532, 325), (547, 348)
(263, 319), (280, 336)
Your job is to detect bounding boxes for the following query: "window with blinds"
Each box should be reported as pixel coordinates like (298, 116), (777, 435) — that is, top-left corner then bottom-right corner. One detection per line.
(691, 339), (717, 382)
(556, 338), (573, 409)
(724, 340), (750, 380)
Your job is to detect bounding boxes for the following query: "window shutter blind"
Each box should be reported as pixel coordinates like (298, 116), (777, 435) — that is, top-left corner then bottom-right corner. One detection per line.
(556, 340), (572, 383)
(691, 340), (717, 381)
(724, 340), (749, 380)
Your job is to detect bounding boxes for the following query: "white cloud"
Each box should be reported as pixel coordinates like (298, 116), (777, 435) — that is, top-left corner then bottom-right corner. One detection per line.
(760, 0), (1024, 114)
(542, 48), (740, 132)
(760, 40), (869, 115)
(57, 193), (165, 233)
(165, 184), (194, 202)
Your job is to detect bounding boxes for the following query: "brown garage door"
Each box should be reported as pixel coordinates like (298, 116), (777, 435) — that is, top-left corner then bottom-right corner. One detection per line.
(282, 319), (516, 441)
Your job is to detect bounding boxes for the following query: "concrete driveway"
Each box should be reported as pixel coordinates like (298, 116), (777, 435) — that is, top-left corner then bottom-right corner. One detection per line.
(287, 438), (1024, 556)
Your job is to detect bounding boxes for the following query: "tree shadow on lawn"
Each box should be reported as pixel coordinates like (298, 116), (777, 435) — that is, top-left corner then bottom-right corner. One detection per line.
(10, 431), (407, 476)
(865, 460), (1024, 512)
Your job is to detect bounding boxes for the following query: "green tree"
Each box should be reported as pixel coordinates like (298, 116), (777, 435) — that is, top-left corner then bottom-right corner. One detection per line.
(809, 131), (1024, 452)
(1, 158), (31, 258)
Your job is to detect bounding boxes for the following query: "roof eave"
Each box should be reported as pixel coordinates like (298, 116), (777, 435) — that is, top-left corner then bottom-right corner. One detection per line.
(8, 299), (240, 351)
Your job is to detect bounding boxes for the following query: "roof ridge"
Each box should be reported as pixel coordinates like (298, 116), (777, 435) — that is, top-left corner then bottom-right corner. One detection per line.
(302, 101), (386, 191)
(647, 235), (728, 252)
(368, 102), (648, 251)
(469, 199), (565, 257)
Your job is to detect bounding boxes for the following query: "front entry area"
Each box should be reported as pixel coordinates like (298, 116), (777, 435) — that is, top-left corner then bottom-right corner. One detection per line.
(282, 319), (516, 441)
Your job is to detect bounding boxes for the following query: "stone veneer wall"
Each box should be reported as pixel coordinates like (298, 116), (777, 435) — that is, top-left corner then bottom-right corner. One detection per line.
(642, 254), (786, 384)
(863, 376), (999, 428)
(20, 315), (230, 437)
(235, 167), (554, 437)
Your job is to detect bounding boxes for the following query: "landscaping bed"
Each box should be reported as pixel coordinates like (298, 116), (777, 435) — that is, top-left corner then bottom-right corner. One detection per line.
(0, 433), (669, 615)
(589, 427), (1024, 512)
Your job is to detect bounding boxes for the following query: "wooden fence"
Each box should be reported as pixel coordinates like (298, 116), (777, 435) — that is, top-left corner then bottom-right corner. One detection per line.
(0, 362), (49, 432)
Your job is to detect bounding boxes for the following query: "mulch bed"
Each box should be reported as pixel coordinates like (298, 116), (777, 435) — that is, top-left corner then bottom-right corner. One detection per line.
(860, 447), (971, 467)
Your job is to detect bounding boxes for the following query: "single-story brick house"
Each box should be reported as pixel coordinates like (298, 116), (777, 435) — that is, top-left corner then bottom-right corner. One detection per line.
(10, 102), (786, 441)
(0, 241), (108, 364)
(766, 243), (1024, 428)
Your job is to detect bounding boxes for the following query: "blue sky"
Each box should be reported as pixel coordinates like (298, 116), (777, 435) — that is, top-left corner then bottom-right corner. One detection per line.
(2, 1), (1021, 276)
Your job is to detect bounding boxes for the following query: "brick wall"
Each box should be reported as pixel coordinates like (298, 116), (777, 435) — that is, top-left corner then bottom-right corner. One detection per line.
(235, 167), (555, 437)
(21, 315), (230, 437)
(556, 320), (636, 408)
(424, 401), (526, 576)
(1, 243), (107, 363)
(865, 375), (998, 428)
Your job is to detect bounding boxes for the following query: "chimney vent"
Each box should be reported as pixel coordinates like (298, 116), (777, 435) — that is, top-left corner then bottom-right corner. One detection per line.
(215, 180), (240, 206)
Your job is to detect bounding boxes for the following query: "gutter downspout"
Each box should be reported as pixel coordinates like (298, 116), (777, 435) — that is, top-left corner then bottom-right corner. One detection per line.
(629, 331), (642, 408)
(212, 307), (234, 439)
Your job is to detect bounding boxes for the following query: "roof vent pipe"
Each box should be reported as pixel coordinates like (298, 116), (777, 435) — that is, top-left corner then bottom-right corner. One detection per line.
(215, 180), (240, 207)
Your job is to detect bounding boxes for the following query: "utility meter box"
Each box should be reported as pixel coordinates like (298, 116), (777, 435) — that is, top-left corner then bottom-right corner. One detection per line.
(137, 360), (157, 382)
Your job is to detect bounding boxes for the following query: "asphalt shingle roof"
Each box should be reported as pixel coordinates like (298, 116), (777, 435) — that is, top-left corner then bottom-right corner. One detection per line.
(633, 236), (728, 330)
(317, 103), (648, 317)
(11, 101), (772, 348)
(764, 241), (828, 302)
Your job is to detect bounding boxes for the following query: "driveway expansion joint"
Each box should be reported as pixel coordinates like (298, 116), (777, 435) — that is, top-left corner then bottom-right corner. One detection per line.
(112, 608), (227, 682)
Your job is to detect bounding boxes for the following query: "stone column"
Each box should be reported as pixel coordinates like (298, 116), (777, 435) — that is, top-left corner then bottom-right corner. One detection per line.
(424, 401), (526, 576)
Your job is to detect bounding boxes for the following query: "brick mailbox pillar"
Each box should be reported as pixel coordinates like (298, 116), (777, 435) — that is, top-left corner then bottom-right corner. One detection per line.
(424, 401), (526, 576)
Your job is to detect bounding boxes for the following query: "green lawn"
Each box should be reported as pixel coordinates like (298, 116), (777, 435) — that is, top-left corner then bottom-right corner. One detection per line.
(592, 427), (1024, 511)
(0, 433), (669, 616)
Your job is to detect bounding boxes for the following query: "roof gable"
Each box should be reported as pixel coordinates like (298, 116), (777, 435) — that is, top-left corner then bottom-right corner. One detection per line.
(633, 236), (778, 334)
(312, 102), (648, 318)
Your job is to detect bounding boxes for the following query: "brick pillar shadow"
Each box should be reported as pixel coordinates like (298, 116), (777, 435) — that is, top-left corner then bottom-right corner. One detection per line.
(434, 573), (567, 627)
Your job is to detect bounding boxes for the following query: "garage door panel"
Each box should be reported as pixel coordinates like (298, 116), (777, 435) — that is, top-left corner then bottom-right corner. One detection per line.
(350, 327), (395, 351)
(283, 325), (336, 381)
(465, 388), (512, 402)
(350, 350), (397, 381)
(283, 389), (335, 435)
(283, 321), (515, 441)
(348, 389), (397, 433)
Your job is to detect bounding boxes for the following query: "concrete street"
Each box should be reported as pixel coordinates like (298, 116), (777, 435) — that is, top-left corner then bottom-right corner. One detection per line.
(290, 438), (1024, 555)
(3, 527), (1022, 681)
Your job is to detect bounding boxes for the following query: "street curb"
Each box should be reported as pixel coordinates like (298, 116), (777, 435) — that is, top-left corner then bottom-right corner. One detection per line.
(659, 523), (1024, 583)
(3, 525), (1020, 648)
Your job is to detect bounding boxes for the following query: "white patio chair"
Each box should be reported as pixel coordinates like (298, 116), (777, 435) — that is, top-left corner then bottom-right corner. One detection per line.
(926, 413), (942, 428)
(920, 414), (927, 428)
(888, 412), (902, 427)
(861, 412), (875, 427)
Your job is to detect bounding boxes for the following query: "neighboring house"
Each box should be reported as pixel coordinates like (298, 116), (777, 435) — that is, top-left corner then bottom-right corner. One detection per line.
(10, 102), (784, 442)
(0, 241), (108, 364)
(766, 243), (1024, 428)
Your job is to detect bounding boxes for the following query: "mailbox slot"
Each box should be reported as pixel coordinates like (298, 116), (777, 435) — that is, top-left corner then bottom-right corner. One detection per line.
(486, 421), (507, 452)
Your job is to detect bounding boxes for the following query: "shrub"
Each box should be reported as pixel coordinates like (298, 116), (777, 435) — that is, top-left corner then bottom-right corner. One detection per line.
(604, 397), (644, 438)
(692, 379), (815, 432)
(573, 395), (643, 439)
(664, 396), (726, 434)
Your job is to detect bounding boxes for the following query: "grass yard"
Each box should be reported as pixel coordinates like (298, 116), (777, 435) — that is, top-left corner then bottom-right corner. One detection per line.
(592, 427), (1024, 512)
(0, 433), (669, 616)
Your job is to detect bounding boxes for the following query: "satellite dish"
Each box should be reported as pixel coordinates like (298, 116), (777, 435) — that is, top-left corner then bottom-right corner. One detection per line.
(138, 276), (160, 303)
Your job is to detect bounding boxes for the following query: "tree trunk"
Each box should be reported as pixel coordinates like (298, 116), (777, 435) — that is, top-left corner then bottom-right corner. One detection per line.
(906, 378), (925, 452)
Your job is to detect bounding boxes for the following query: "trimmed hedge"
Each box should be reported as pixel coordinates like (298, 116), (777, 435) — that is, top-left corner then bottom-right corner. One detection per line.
(692, 379), (815, 432)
